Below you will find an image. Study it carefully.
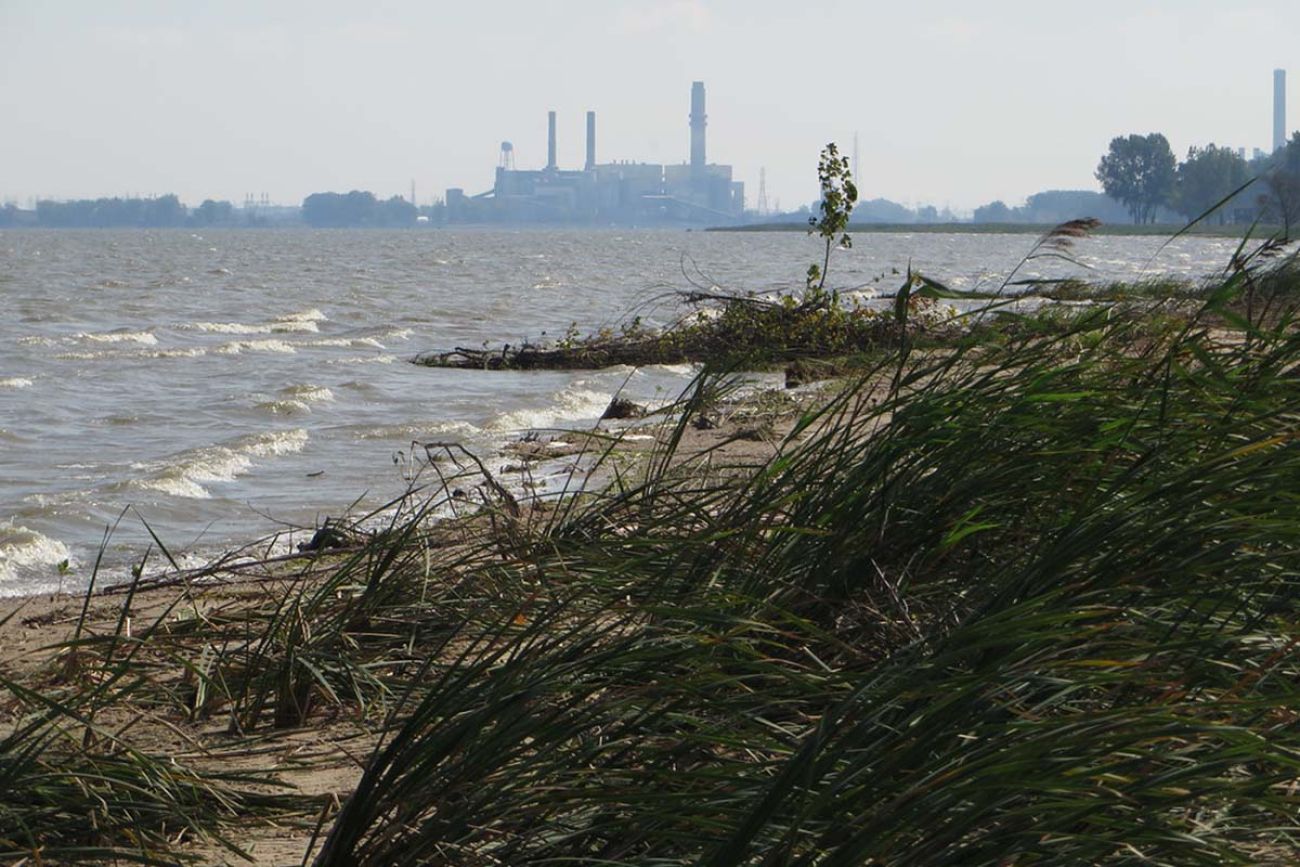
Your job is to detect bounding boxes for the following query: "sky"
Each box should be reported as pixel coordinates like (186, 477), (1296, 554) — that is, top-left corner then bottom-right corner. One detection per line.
(2, 0), (1298, 214)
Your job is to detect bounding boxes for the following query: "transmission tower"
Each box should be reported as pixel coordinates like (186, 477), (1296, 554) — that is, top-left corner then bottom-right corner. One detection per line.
(756, 167), (769, 216)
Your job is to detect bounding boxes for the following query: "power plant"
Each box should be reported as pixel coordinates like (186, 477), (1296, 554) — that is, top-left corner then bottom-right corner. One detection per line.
(445, 81), (745, 225)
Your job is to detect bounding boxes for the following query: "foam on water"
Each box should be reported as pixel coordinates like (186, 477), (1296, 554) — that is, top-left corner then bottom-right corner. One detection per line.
(127, 429), (309, 498)
(0, 522), (72, 594)
(303, 337), (386, 349)
(216, 339), (298, 355)
(281, 384), (335, 403)
(325, 354), (398, 365)
(74, 330), (158, 346)
(486, 386), (613, 432)
(183, 308), (325, 335)
(0, 377), (33, 389)
(358, 419), (482, 441)
(255, 399), (312, 415)
(54, 347), (207, 361)
(186, 321), (281, 335)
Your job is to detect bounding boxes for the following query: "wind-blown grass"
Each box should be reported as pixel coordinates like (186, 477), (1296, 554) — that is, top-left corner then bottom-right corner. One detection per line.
(6, 243), (1300, 864)
(306, 252), (1300, 864)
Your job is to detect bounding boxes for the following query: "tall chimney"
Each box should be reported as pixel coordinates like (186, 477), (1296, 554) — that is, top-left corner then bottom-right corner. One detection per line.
(547, 111), (558, 170)
(1275, 69), (1287, 153)
(690, 81), (707, 173)
(586, 111), (596, 171)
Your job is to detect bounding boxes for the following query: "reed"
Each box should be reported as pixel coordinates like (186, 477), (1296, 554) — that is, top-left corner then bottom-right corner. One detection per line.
(5, 233), (1299, 864)
(308, 245), (1300, 863)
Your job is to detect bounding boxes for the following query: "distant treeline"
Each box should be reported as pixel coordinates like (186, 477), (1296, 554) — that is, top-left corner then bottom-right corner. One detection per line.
(976, 133), (1300, 226)
(301, 191), (417, 227)
(0, 190), (437, 229)
(0, 196), (271, 228)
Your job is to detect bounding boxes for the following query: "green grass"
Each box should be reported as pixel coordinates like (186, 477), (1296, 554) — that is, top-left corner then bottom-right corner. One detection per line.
(6, 240), (1300, 864)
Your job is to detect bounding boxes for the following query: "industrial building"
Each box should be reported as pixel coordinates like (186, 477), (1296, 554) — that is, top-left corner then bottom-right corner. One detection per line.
(445, 82), (745, 225)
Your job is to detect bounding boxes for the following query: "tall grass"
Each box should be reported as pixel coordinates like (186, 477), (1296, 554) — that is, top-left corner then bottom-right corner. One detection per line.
(307, 252), (1300, 864)
(6, 244), (1299, 864)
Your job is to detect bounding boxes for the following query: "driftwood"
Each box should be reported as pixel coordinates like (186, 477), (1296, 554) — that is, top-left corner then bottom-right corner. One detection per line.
(413, 339), (694, 371)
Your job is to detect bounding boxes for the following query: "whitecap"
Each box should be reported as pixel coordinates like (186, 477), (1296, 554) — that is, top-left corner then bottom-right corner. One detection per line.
(185, 321), (275, 335)
(74, 330), (158, 346)
(254, 399), (312, 415)
(0, 522), (72, 590)
(359, 419), (482, 441)
(0, 377), (33, 389)
(325, 354), (398, 365)
(279, 384), (334, 403)
(216, 339), (297, 355)
(127, 429), (309, 498)
(486, 387), (613, 432)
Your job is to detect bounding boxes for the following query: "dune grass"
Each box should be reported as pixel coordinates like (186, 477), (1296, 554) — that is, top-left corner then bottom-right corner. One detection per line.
(4, 240), (1300, 864)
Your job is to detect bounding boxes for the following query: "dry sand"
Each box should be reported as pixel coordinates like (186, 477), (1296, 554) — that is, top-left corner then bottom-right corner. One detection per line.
(0, 383), (819, 865)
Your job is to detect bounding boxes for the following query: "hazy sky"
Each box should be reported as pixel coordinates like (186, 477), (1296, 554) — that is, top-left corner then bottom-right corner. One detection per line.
(2, 1), (1298, 213)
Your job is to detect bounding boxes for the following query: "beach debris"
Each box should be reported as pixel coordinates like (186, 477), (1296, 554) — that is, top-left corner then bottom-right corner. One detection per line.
(601, 397), (645, 420)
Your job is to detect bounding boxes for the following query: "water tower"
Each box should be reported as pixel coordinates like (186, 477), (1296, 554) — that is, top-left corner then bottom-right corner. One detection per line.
(499, 141), (516, 171)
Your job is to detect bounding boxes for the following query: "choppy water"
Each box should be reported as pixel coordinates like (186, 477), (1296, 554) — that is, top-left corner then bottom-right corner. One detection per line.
(0, 228), (1244, 594)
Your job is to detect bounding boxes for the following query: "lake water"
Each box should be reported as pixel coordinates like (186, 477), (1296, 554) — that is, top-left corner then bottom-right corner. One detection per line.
(0, 228), (1245, 595)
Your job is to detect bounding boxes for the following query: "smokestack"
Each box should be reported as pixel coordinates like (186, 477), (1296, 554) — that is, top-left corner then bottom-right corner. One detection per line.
(547, 110), (557, 170)
(586, 111), (596, 171)
(1275, 69), (1287, 153)
(690, 81), (707, 173)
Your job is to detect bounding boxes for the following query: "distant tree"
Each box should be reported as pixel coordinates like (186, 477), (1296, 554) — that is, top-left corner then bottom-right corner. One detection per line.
(192, 199), (236, 226)
(34, 195), (186, 228)
(377, 195), (417, 227)
(854, 198), (914, 223)
(1256, 132), (1300, 230)
(972, 200), (1016, 223)
(1021, 190), (1131, 225)
(1174, 144), (1250, 224)
(302, 191), (417, 227)
(1095, 133), (1176, 224)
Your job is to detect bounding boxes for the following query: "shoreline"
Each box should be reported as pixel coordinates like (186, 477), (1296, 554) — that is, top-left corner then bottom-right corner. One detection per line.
(0, 382), (810, 863)
(5, 262), (1299, 863)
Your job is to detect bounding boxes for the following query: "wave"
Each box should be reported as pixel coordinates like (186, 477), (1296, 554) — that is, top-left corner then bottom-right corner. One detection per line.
(358, 419), (482, 441)
(254, 399), (312, 415)
(485, 386), (613, 432)
(0, 522), (72, 593)
(280, 384), (334, 403)
(0, 377), (33, 389)
(302, 337), (386, 349)
(215, 339), (297, 355)
(54, 347), (206, 361)
(325, 354), (398, 365)
(73, 329), (158, 346)
(182, 308), (327, 336)
(254, 385), (335, 415)
(126, 428), (309, 499)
